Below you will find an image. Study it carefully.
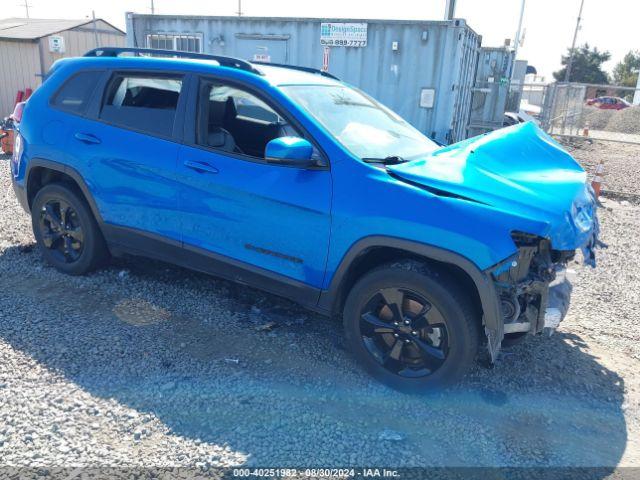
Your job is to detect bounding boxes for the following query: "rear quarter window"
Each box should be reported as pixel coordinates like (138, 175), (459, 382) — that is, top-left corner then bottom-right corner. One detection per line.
(51, 70), (104, 114)
(99, 74), (183, 137)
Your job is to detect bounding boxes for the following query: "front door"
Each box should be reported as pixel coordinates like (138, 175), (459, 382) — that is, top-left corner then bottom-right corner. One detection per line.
(176, 77), (332, 291)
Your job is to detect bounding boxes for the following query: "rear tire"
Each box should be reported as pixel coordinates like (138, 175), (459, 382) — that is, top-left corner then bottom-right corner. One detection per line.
(31, 183), (108, 275)
(343, 260), (480, 392)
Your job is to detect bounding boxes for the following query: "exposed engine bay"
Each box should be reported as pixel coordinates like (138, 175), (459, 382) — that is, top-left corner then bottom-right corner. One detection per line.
(492, 233), (578, 338)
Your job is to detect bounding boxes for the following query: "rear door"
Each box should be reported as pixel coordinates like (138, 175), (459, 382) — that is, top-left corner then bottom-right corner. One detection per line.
(70, 70), (187, 243)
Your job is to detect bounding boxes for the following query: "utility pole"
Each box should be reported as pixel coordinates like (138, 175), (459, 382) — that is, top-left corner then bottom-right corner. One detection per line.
(444, 0), (456, 20)
(20, 0), (31, 18)
(237, 0), (243, 16)
(564, 0), (585, 83)
(150, 0), (155, 14)
(510, 0), (526, 82)
(92, 10), (99, 48)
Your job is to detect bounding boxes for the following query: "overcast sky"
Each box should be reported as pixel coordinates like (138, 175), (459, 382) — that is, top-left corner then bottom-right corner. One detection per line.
(3, 0), (638, 80)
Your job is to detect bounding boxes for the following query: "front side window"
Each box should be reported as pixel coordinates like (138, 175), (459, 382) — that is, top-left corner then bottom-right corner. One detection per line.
(52, 70), (104, 114)
(197, 80), (302, 159)
(100, 74), (183, 137)
(281, 84), (438, 160)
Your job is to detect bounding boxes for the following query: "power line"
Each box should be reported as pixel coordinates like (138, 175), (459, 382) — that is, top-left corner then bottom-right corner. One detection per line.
(564, 0), (585, 83)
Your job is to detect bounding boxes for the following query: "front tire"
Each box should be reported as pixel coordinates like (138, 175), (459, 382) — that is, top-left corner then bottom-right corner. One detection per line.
(31, 183), (108, 275)
(343, 261), (480, 391)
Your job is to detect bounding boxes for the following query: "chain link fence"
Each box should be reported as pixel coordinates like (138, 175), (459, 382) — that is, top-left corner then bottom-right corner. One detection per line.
(522, 82), (640, 144)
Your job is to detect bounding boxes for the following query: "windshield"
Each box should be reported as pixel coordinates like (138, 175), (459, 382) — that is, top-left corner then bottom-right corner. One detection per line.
(281, 84), (438, 160)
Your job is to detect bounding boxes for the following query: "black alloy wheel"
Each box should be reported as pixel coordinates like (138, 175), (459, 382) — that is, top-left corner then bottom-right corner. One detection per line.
(343, 261), (480, 391)
(359, 287), (449, 378)
(31, 183), (108, 275)
(39, 199), (84, 264)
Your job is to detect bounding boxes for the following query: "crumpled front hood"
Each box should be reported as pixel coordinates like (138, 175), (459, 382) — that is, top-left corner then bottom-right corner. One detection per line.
(387, 122), (597, 252)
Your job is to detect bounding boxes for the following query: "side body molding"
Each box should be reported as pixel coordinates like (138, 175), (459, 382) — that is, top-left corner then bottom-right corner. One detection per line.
(319, 236), (504, 360)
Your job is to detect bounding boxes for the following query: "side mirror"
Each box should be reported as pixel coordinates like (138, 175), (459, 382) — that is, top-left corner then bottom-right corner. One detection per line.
(265, 137), (316, 167)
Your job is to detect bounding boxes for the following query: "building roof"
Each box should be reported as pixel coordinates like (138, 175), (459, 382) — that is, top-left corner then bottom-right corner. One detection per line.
(0, 18), (124, 40)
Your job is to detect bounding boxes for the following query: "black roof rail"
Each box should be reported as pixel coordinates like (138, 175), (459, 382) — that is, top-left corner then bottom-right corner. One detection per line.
(84, 47), (262, 75)
(251, 61), (340, 81)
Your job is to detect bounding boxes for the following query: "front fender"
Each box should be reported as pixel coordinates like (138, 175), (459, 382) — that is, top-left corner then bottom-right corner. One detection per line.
(319, 236), (505, 360)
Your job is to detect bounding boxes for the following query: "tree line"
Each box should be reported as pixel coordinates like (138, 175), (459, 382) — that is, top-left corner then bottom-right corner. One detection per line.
(553, 43), (639, 87)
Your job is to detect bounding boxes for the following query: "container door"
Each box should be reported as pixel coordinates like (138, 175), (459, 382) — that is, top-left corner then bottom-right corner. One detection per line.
(235, 36), (288, 63)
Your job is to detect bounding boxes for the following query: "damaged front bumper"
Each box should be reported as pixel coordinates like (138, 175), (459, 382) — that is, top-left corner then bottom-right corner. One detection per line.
(485, 221), (599, 361)
(543, 268), (573, 331)
(499, 266), (575, 336)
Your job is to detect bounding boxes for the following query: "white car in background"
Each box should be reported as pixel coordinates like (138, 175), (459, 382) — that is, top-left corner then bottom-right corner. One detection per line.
(504, 101), (542, 127)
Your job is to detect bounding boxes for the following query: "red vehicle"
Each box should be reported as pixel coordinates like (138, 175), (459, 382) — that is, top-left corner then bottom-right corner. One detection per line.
(586, 96), (631, 110)
(0, 101), (25, 155)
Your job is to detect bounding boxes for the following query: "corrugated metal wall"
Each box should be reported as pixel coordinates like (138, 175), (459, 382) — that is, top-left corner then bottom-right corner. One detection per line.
(127, 14), (482, 144)
(505, 59), (527, 112)
(39, 20), (126, 73)
(0, 20), (124, 118)
(0, 40), (40, 117)
(467, 47), (514, 138)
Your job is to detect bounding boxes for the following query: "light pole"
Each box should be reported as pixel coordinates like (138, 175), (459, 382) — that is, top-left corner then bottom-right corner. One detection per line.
(564, 0), (585, 83)
(510, 0), (526, 82)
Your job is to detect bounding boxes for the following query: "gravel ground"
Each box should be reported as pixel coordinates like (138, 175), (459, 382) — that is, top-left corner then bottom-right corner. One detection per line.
(1, 144), (639, 473)
(583, 130), (640, 145)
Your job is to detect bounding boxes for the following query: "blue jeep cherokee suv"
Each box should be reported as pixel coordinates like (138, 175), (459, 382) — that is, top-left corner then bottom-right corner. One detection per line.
(10, 48), (598, 390)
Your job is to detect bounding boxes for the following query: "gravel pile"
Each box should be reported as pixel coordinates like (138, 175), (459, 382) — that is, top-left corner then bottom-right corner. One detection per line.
(562, 139), (640, 196)
(606, 106), (640, 134)
(581, 105), (640, 135)
(583, 106), (615, 130)
(579, 105), (640, 135)
(0, 148), (639, 471)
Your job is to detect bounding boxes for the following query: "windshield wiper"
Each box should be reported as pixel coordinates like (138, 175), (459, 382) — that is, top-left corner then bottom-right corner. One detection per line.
(362, 155), (407, 165)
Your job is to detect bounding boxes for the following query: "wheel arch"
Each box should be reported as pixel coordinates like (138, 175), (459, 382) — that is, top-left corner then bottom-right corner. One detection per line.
(26, 158), (104, 225)
(319, 236), (503, 359)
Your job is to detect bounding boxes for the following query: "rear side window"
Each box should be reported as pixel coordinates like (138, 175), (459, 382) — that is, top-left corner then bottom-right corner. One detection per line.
(52, 70), (104, 114)
(100, 74), (183, 137)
